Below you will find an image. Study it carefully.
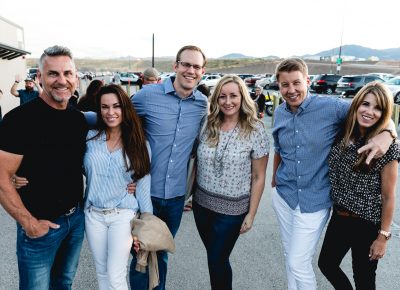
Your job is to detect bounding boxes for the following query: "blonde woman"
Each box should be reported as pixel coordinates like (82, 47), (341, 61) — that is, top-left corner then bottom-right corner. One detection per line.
(192, 75), (269, 290)
(318, 82), (400, 290)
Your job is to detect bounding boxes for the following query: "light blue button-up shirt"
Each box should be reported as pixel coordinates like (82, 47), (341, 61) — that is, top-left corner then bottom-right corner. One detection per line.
(272, 94), (349, 213)
(83, 130), (153, 213)
(132, 77), (208, 199)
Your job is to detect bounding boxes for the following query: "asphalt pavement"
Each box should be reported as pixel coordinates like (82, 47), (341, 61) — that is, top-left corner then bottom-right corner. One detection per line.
(1, 115), (400, 290)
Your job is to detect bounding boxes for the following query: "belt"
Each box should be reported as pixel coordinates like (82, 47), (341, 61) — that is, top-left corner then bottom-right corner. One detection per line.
(335, 209), (359, 218)
(90, 206), (137, 216)
(65, 206), (77, 216)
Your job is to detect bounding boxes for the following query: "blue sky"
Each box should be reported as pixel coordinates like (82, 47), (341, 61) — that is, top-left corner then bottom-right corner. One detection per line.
(2, 0), (399, 59)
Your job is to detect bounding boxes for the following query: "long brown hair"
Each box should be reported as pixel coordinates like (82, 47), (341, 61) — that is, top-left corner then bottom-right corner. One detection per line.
(339, 81), (393, 170)
(93, 84), (150, 179)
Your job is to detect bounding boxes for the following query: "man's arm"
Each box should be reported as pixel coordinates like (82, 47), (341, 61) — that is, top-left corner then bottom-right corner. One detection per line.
(0, 150), (59, 238)
(33, 76), (43, 95)
(271, 152), (281, 188)
(10, 75), (21, 97)
(358, 119), (397, 164)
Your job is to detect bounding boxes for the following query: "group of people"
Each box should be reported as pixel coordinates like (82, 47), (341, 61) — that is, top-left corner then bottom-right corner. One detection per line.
(0, 44), (397, 290)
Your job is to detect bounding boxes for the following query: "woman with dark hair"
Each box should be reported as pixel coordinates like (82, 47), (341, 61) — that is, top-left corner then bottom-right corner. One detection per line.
(77, 79), (104, 112)
(318, 81), (400, 289)
(193, 75), (269, 290)
(84, 84), (152, 290)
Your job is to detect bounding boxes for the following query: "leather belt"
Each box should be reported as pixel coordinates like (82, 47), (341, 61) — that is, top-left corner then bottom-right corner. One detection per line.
(65, 206), (77, 216)
(335, 209), (359, 218)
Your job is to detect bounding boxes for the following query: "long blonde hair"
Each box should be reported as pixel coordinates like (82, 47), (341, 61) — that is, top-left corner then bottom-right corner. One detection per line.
(339, 81), (393, 169)
(206, 74), (260, 146)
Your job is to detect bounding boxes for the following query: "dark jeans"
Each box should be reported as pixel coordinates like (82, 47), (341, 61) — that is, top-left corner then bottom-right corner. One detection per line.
(318, 211), (379, 290)
(16, 206), (85, 290)
(193, 201), (246, 290)
(129, 195), (185, 290)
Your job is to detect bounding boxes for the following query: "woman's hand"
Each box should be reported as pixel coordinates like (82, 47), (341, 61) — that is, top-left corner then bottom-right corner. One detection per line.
(133, 236), (140, 253)
(240, 213), (254, 234)
(12, 175), (29, 189)
(369, 237), (387, 260)
(127, 182), (137, 195)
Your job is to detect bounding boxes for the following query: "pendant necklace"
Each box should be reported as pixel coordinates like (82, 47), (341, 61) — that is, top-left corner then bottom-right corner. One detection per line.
(213, 122), (238, 177)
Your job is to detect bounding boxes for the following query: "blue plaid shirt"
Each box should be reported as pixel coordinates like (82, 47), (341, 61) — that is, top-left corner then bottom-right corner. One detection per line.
(132, 77), (208, 199)
(272, 94), (349, 213)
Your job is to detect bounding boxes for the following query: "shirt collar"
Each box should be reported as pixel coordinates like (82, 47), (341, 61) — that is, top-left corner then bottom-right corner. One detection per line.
(284, 91), (314, 113)
(163, 76), (199, 100)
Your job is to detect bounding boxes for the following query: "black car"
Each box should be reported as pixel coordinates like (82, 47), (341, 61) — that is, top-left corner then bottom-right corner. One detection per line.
(336, 75), (384, 97)
(310, 74), (341, 94)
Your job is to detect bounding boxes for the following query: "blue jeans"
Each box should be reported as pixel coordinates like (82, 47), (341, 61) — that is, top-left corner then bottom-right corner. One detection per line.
(16, 206), (85, 290)
(193, 201), (246, 290)
(129, 195), (185, 290)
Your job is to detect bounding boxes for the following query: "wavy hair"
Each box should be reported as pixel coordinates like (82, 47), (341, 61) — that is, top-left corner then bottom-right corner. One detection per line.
(339, 81), (393, 170)
(92, 84), (150, 179)
(206, 74), (259, 146)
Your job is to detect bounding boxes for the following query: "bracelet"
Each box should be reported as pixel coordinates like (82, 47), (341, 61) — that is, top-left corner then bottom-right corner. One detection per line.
(381, 129), (396, 140)
(14, 81), (19, 84)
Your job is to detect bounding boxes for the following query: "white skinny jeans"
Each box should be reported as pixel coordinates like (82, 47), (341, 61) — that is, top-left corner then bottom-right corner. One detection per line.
(272, 189), (329, 290)
(85, 207), (136, 290)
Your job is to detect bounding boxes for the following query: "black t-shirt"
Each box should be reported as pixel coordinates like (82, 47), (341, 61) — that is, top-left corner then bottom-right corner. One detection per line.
(0, 97), (88, 220)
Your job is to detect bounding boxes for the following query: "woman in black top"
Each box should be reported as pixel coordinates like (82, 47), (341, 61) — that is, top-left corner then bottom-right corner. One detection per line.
(318, 81), (400, 290)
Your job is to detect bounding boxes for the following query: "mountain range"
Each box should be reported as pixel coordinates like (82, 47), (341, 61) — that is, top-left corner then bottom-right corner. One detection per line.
(219, 45), (400, 60)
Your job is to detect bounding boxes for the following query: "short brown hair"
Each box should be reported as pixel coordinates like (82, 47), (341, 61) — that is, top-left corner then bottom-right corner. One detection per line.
(175, 45), (207, 67)
(275, 58), (308, 81)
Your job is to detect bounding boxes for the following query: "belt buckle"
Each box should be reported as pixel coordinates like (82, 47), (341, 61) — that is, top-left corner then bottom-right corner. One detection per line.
(102, 209), (115, 215)
(65, 206), (76, 216)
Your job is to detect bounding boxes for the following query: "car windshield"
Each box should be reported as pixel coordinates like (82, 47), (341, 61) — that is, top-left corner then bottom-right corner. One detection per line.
(341, 77), (362, 82)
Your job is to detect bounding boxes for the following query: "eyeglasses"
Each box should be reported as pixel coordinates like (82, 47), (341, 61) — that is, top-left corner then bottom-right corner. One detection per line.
(177, 61), (203, 71)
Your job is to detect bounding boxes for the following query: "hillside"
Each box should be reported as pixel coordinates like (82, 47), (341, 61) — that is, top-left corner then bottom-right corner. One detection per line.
(308, 45), (400, 60)
(27, 58), (400, 76)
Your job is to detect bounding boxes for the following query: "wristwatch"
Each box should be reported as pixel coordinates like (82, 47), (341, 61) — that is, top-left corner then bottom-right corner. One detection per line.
(378, 229), (392, 240)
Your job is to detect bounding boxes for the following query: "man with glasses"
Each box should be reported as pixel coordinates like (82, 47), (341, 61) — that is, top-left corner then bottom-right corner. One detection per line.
(130, 45), (208, 290)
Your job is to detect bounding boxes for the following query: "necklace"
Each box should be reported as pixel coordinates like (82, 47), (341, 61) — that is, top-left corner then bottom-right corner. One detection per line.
(213, 122), (238, 177)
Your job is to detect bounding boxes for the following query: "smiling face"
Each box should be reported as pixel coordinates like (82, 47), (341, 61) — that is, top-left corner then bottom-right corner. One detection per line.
(278, 70), (310, 112)
(217, 82), (242, 120)
(38, 55), (77, 109)
(100, 93), (122, 130)
(173, 49), (205, 97)
(356, 93), (382, 135)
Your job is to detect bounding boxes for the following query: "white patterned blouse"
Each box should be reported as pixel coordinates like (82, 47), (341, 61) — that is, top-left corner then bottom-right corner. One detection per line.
(194, 121), (270, 215)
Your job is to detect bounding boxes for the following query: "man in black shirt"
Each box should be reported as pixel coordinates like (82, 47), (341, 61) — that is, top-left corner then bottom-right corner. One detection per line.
(0, 45), (88, 290)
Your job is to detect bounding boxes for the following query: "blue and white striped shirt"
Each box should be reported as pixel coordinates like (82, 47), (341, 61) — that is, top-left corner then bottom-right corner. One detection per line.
(272, 94), (349, 213)
(132, 77), (208, 199)
(83, 130), (153, 213)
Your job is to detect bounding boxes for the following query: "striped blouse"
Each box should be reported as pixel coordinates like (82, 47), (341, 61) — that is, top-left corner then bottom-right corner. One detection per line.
(83, 130), (152, 213)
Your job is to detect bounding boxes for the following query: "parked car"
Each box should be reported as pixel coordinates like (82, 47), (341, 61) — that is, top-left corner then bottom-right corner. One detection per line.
(27, 67), (38, 79)
(237, 74), (255, 80)
(255, 76), (272, 88)
(310, 74), (341, 94)
(198, 74), (222, 88)
(267, 74), (279, 91)
(336, 75), (384, 97)
(119, 72), (139, 84)
(384, 76), (400, 103)
(244, 75), (263, 87)
(366, 73), (395, 82)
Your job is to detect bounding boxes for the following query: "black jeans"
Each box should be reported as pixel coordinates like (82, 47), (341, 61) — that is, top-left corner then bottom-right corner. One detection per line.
(193, 201), (246, 290)
(318, 211), (379, 290)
